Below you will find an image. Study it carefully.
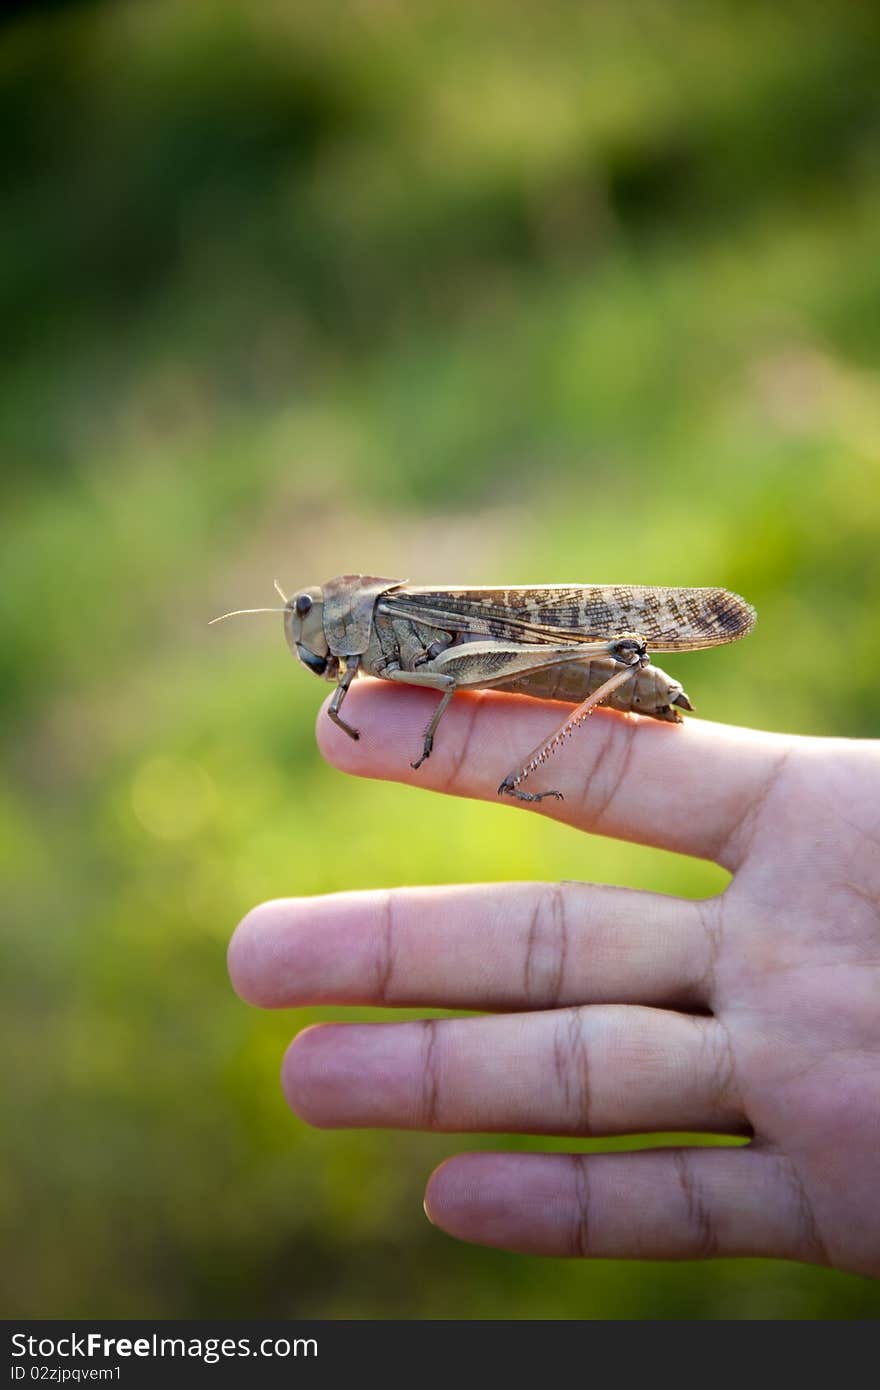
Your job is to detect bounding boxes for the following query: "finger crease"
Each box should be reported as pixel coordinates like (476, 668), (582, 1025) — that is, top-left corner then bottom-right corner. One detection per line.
(714, 746), (793, 869)
(555, 1009), (592, 1134)
(577, 716), (639, 835)
(523, 883), (569, 1008)
(691, 1015), (743, 1126)
(524, 902), (542, 1008)
(773, 1152), (831, 1267)
(695, 894), (724, 1000)
(716, 1022), (741, 1116)
(569, 1154), (591, 1258)
(420, 1019), (441, 1129)
(375, 890), (398, 1005)
(442, 691), (486, 795)
(551, 883), (569, 1009)
(674, 1150), (719, 1258)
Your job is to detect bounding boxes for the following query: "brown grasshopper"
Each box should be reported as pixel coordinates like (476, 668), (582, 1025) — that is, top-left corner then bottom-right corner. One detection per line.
(213, 576), (755, 801)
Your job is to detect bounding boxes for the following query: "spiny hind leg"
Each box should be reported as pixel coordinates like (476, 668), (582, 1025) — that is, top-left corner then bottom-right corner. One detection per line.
(497, 661), (640, 803)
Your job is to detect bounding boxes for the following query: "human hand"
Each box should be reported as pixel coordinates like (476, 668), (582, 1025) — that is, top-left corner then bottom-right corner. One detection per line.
(228, 681), (880, 1276)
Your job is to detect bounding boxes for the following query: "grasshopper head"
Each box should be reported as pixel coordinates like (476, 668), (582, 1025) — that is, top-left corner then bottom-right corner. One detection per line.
(284, 586), (339, 682)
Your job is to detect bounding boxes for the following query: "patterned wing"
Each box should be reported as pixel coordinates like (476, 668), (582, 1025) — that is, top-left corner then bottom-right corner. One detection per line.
(382, 585), (756, 650)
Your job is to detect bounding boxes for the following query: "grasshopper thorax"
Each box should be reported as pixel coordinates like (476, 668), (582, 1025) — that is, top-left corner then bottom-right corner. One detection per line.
(284, 586), (339, 682)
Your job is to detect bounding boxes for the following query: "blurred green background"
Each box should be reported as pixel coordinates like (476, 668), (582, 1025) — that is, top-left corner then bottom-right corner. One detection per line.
(2, 0), (879, 1319)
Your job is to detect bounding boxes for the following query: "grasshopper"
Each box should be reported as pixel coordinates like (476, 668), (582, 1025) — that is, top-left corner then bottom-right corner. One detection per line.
(213, 576), (755, 801)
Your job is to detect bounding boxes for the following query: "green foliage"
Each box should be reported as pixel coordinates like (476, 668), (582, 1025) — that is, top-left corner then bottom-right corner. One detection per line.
(1, 0), (879, 1318)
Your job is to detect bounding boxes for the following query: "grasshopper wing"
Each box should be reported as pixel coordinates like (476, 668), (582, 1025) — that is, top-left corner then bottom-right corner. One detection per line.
(380, 585), (755, 651)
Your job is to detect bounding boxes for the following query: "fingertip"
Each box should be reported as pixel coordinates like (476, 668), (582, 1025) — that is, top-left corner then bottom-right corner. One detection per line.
(281, 1023), (341, 1126)
(423, 1152), (498, 1240)
(424, 1153), (542, 1250)
(423, 1154), (460, 1228)
(228, 902), (283, 1007)
(423, 1155), (451, 1221)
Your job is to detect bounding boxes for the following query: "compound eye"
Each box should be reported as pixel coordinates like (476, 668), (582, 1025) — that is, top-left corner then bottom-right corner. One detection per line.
(295, 593), (313, 617)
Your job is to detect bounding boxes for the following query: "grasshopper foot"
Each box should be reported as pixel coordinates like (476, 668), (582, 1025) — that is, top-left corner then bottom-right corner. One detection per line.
(411, 731), (435, 770)
(497, 777), (564, 803)
(408, 745), (428, 778)
(328, 711), (360, 741)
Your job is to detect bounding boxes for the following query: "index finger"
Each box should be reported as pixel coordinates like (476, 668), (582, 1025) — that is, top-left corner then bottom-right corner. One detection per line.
(316, 679), (795, 868)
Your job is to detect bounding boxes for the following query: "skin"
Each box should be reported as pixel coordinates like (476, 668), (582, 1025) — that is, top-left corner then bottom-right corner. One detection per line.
(228, 680), (880, 1276)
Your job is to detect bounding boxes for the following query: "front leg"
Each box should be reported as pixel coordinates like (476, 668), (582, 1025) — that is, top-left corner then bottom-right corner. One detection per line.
(327, 657), (362, 740)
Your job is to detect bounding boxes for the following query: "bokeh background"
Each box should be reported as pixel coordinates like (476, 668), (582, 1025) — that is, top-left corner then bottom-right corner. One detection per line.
(2, 0), (880, 1319)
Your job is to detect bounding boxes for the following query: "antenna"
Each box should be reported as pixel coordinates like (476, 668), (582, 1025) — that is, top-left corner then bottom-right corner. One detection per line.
(209, 607), (287, 625)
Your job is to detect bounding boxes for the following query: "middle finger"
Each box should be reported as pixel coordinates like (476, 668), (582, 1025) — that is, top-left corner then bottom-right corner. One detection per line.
(282, 1006), (746, 1136)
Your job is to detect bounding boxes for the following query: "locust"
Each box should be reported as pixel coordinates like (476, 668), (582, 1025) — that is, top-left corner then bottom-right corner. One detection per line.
(212, 576), (756, 801)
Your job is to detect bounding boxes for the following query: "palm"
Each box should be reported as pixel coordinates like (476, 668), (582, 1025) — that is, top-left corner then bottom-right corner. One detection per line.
(709, 747), (880, 1275)
(229, 682), (880, 1276)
